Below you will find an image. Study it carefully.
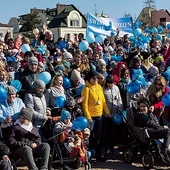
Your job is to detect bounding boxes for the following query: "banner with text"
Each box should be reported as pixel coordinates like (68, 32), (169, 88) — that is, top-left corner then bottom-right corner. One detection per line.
(86, 13), (134, 37)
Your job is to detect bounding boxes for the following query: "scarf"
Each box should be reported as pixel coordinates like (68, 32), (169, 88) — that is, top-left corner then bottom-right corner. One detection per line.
(120, 78), (131, 85)
(14, 119), (33, 132)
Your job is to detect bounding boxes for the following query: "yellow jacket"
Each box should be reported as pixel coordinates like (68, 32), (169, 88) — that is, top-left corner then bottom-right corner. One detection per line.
(81, 81), (110, 120)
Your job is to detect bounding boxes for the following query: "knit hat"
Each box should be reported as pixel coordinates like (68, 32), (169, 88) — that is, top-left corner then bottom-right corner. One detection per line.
(86, 71), (98, 81)
(66, 97), (76, 107)
(108, 46), (114, 53)
(64, 52), (73, 60)
(29, 57), (38, 65)
(149, 65), (159, 76)
(97, 59), (106, 67)
(70, 69), (81, 81)
(6, 86), (17, 95)
(131, 56), (141, 65)
(83, 128), (90, 135)
(32, 80), (45, 89)
(61, 110), (71, 121)
(20, 108), (33, 121)
(138, 98), (151, 109)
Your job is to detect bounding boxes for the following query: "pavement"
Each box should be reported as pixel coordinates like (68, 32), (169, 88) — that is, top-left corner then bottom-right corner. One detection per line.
(17, 152), (170, 170)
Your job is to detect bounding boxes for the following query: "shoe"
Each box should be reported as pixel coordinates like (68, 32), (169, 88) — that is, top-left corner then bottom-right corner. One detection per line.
(160, 151), (170, 164)
(96, 155), (106, 162)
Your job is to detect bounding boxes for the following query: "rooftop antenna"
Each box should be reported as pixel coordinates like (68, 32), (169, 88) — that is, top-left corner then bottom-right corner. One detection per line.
(94, 3), (98, 16)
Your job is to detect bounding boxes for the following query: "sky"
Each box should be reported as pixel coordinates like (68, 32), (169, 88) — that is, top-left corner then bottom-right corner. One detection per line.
(0, 0), (170, 24)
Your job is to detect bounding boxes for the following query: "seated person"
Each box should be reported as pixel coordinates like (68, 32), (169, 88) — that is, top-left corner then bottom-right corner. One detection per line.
(0, 139), (12, 170)
(54, 110), (86, 161)
(83, 128), (96, 162)
(133, 98), (170, 164)
(0, 85), (25, 124)
(5, 108), (50, 170)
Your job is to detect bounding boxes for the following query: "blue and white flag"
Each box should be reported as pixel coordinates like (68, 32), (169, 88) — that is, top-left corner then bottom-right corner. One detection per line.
(87, 13), (134, 37)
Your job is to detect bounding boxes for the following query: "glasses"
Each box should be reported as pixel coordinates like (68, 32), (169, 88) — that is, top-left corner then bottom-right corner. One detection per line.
(155, 82), (163, 86)
(92, 76), (98, 80)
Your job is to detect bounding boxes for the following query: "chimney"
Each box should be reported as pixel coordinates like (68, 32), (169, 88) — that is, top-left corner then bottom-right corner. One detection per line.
(56, 3), (67, 15)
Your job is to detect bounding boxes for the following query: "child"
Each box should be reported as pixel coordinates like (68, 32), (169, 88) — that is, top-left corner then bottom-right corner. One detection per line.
(83, 128), (96, 162)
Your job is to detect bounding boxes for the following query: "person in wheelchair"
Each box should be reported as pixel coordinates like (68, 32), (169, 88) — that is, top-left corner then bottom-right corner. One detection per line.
(5, 108), (50, 170)
(54, 110), (86, 162)
(133, 97), (170, 164)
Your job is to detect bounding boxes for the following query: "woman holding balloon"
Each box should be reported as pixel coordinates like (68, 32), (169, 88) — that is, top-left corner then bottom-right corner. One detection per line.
(81, 71), (111, 161)
(146, 76), (169, 123)
(45, 74), (66, 109)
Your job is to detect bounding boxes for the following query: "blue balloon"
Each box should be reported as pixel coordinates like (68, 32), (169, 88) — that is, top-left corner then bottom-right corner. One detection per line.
(55, 96), (66, 108)
(134, 28), (142, 37)
(167, 33), (170, 38)
(151, 27), (158, 34)
(21, 44), (30, 53)
(10, 80), (22, 92)
(126, 82), (140, 94)
(145, 27), (151, 33)
(63, 77), (71, 89)
(95, 35), (105, 43)
(112, 114), (123, 125)
(111, 55), (123, 62)
(0, 86), (7, 101)
(86, 32), (95, 43)
(38, 71), (51, 85)
(75, 85), (84, 97)
(79, 40), (89, 51)
(167, 24), (170, 30)
(156, 34), (162, 41)
(158, 26), (164, 34)
(162, 94), (170, 106)
(72, 117), (88, 131)
(135, 76), (148, 86)
(135, 20), (142, 28)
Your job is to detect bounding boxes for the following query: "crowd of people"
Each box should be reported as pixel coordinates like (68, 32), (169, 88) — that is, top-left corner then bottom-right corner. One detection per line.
(0, 23), (170, 169)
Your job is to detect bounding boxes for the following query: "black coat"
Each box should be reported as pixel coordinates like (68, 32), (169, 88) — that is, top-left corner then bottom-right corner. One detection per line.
(6, 123), (41, 152)
(0, 140), (10, 158)
(133, 111), (162, 130)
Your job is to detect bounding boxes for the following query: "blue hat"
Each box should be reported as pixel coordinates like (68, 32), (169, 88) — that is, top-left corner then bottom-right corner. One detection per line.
(61, 110), (71, 121)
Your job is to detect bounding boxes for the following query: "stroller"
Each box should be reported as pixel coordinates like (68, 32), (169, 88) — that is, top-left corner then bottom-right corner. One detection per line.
(46, 109), (91, 170)
(122, 101), (170, 169)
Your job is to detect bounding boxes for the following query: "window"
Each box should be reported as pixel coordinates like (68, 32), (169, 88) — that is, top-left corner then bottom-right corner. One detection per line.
(70, 20), (79, 27)
(160, 18), (166, 22)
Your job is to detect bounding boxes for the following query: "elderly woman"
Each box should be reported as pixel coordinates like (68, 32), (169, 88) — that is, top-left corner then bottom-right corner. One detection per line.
(0, 86), (25, 123)
(45, 74), (66, 108)
(5, 108), (50, 170)
(81, 71), (111, 161)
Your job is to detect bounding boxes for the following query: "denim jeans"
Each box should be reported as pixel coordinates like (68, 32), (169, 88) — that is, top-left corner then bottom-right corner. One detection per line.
(89, 116), (103, 155)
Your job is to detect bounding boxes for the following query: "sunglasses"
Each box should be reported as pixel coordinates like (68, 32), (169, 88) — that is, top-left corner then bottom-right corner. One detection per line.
(155, 82), (163, 86)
